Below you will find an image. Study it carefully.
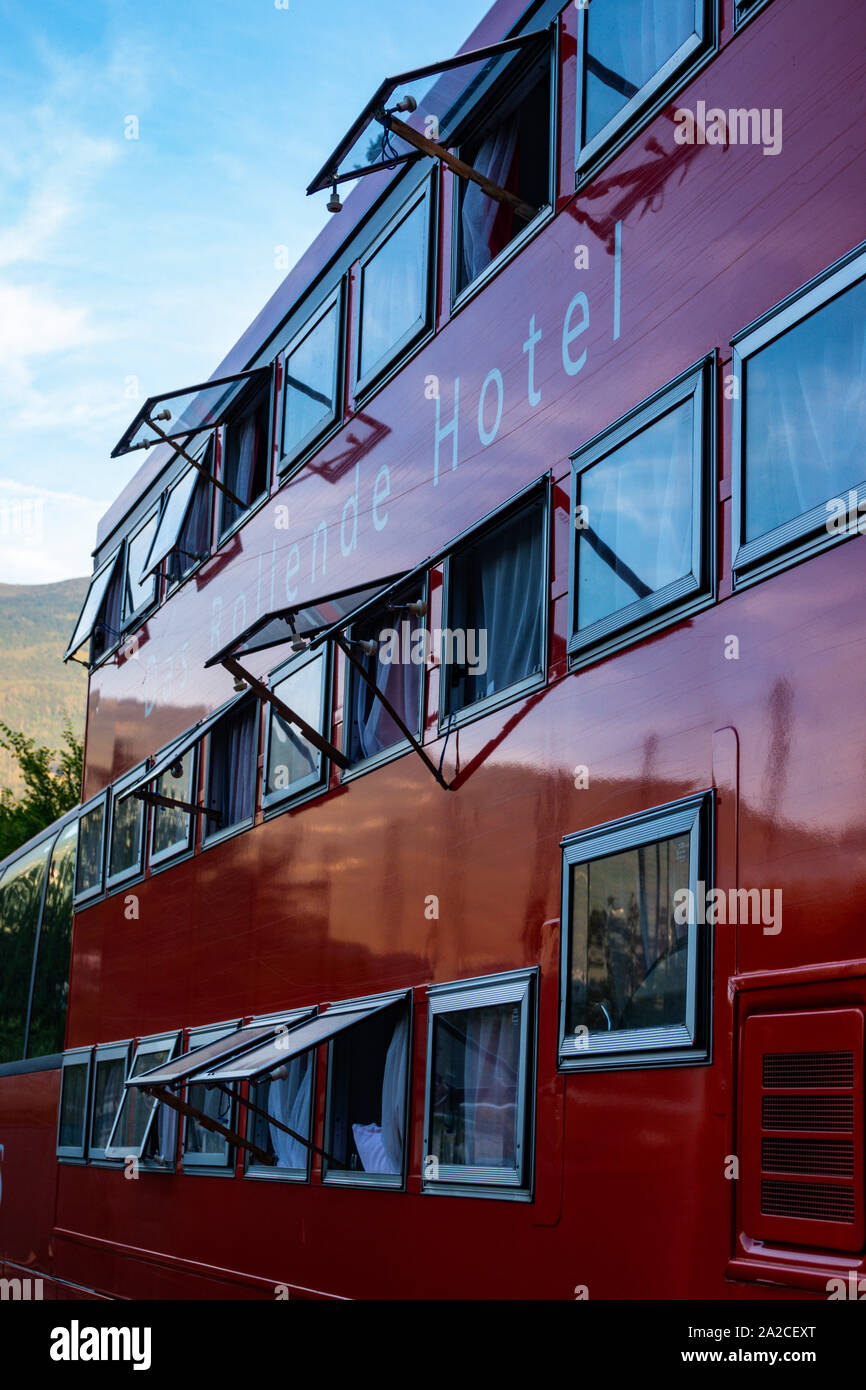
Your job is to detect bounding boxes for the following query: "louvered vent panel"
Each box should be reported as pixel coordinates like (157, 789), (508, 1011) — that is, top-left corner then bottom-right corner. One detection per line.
(741, 1009), (864, 1254)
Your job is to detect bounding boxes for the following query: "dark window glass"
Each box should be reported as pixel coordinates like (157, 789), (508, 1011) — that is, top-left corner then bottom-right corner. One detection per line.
(75, 801), (105, 898)
(106, 1044), (172, 1157)
(430, 1001), (521, 1171)
(346, 603), (423, 764)
(444, 499), (545, 716)
(326, 1004), (409, 1178)
(58, 1060), (89, 1149)
(743, 277), (866, 543)
(567, 834), (690, 1039)
(205, 700), (257, 836)
(0, 840), (52, 1063)
(108, 787), (144, 882)
(90, 1053), (126, 1153)
(221, 388), (270, 534)
(456, 59), (550, 294)
(359, 198), (427, 382)
(90, 556), (124, 663)
(282, 301), (339, 461)
(124, 514), (158, 623)
(166, 468), (211, 586)
(249, 1051), (314, 1172)
(584, 0), (697, 144)
(27, 822), (76, 1058)
(151, 750), (194, 862)
(265, 655), (326, 802)
(576, 401), (694, 631)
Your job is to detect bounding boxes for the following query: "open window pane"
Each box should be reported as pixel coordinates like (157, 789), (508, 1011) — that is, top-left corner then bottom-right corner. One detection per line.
(282, 296), (340, 465)
(204, 698), (258, 838)
(150, 748), (195, 864)
(430, 1003), (521, 1171)
(443, 496), (545, 717)
(248, 1051), (315, 1175)
(75, 799), (106, 901)
(64, 550), (123, 662)
(105, 1041), (175, 1159)
(220, 386), (270, 535)
(111, 369), (268, 456)
(58, 1056), (90, 1155)
(346, 600), (423, 764)
(456, 50), (551, 294)
(358, 193), (429, 385)
(124, 513), (158, 622)
(325, 1001), (409, 1181)
(182, 1025), (241, 1168)
(27, 822), (77, 1059)
(264, 653), (327, 805)
(90, 1048), (129, 1159)
(108, 781), (145, 884)
(0, 838), (52, 1063)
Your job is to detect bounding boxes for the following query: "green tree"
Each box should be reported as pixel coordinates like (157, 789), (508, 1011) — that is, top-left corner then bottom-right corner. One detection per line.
(0, 722), (82, 861)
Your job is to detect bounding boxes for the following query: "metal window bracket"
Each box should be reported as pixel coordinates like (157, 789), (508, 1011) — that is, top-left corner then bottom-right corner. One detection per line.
(381, 111), (537, 223)
(134, 787), (222, 825)
(142, 413), (246, 511)
(222, 655), (351, 772)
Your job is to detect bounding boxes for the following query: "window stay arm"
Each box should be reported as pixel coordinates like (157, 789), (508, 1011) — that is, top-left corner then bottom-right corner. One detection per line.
(139, 1084), (271, 1164)
(134, 787), (222, 825)
(142, 414), (247, 511)
(334, 632), (450, 790)
(210, 1082), (348, 1170)
(221, 655), (351, 772)
(580, 525), (653, 600)
(382, 113), (537, 223)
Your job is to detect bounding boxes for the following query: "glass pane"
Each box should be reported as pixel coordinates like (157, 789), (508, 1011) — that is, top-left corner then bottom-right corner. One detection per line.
(446, 500), (544, 712)
(167, 468), (211, 585)
(283, 304), (338, 459)
(108, 1046), (171, 1154)
(430, 1001), (521, 1170)
(567, 834), (690, 1037)
(347, 606), (422, 762)
(117, 373), (264, 453)
(186, 1081), (233, 1158)
(359, 200), (426, 380)
(75, 803), (105, 896)
(109, 791), (144, 880)
(59, 1061), (88, 1148)
(152, 752), (193, 860)
(0, 840), (52, 1063)
(125, 514), (158, 618)
(585, 0), (697, 143)
(221, 389), (270, 534)
(27, 823), (77, 1058)
(266, 657), (324, 797)
(576, 401), (694, 630)
(327, 1006), (408, 1175)
(91, 562), (124, 663)
(744, 278), (866, 541)
(206, 702), (257, 833)
(250, 1052), (314, 1170)
(91, 1055), (126, 1150)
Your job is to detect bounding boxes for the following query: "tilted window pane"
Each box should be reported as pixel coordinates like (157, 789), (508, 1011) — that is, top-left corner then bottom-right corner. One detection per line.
(125, 515), (158, 619)
(585, 0), (697, 144)
(75, 803), (105, 897)
(744, 277), (866, 542)
(0, 839), (52, 1063)
(27, 822), (77, 1058)
(59, 1062), (88, 1149)
(347, 607), (422, 763)
(430, 1001), (521, 1170)
(151, 752), (194, 860)
(107, 1046), (171, 1154)
(249, 1051), (314, 1170)
(359, 200), (426, 381)
(576, 401), (694, 631)
(91, 1055), (126, 1151)
(283, 304), (338, 458)
(567, 834), (690, 1038)
(327, 1005), (409, 1176)
(91, 559), (124, 664)
(109, 790), (144, 880)
(266, 657), (324, 798)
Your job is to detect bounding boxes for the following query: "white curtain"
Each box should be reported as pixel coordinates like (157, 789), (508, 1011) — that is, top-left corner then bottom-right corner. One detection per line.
(477, 510), (543, 698)
(586, 0), (696, 140)
(155, 1101), (177, 1164)
(462, 1007), (519, 1167)
(353, 612), (421, 760)
(461, 116), (518, 285)
(351, 1012), (409, 1175)
(231, 413), (259, 509)
(267, 1055), (312, 1169)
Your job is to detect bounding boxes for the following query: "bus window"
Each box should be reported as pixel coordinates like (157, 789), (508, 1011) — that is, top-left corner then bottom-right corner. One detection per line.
(27, 821), (77, 1059)
(0, 838), (53, 1064)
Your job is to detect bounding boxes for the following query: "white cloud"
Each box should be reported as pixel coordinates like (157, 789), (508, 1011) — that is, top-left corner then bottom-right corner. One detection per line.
(0, 479), (105, 583)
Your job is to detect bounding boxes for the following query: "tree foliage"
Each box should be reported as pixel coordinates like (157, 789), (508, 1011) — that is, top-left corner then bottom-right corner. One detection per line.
(0, 722), (82, 861)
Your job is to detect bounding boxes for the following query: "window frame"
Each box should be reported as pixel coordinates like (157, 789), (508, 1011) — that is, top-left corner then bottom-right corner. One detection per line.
(321, 989), (412, 1192)
(57, 1046), (92, 1161)
(73, 790), (109, 908)
(201, 695), (259, 850)
(422, 967), (536, 1199)
(181, 1019), (242, 1175)
(731, 244), (866, 590)
(262, 645), (332, 814)
(105, 763), (148, 893)
(558, 791), (713, 1073)
(450, 29), (558, 311)
(104, 1030), (181, 1165)
(568, 357), (714, 666)
(734, 0), (775, 29)
(278, 281), (345, 477)
(354, 176), (436, 400)
(341, 574), (429, 781)
(147, 739), (199, 872)
(88, 545), (126, 668)
(217, 375), (274, 544)
(122, 504), (160, 632)
(438, 480), (550, 732)
(243, 1007), (319, 1184)
(575, 0), (715, 184)
(88, 1040), (132, 1164)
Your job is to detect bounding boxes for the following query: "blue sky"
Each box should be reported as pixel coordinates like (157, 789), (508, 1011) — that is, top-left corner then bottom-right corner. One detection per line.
(0, 0), (491, 584)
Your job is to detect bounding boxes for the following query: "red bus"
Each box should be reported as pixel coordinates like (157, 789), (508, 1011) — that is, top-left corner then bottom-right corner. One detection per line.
(2, 0), (865, 1301)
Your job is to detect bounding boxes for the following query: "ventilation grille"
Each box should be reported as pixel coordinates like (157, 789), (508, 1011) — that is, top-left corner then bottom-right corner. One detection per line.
(763, 1051), (854, 1089)
(762, 1094), (853, 1132)
(761, 1180), (855, 1224)
(761, 1137), (854, 1177)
